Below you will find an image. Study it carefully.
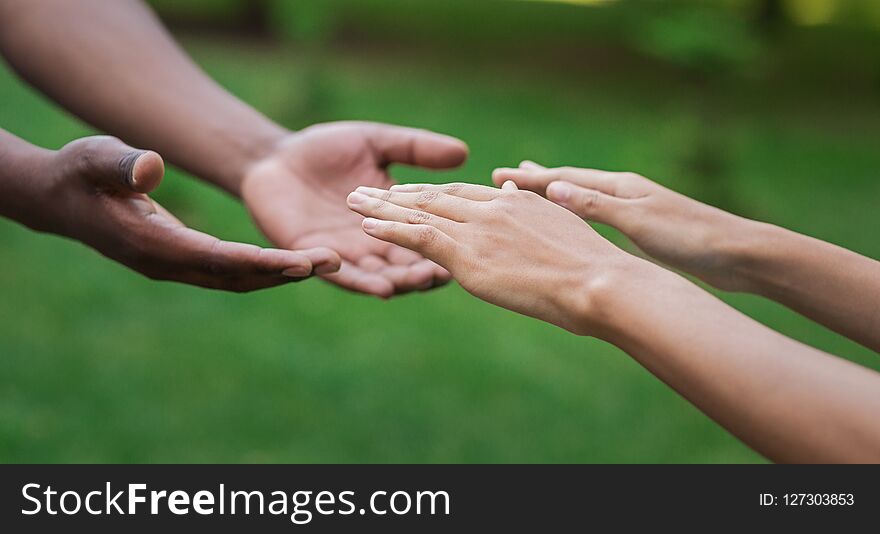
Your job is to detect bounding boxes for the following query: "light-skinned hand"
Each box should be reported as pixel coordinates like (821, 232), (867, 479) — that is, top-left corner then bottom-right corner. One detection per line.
(241, 121), (469, 298)
(492, 161), (754, 291)
(346, 181), (636, 334)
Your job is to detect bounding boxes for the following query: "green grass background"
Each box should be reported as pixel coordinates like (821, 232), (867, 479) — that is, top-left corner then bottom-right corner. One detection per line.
(1, 29), (879, 463)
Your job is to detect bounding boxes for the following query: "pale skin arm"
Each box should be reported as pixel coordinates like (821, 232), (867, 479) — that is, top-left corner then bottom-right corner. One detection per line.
(493, 162), (880, 353)
(0, 0), (468, 296)
(346, 182), (880, 462)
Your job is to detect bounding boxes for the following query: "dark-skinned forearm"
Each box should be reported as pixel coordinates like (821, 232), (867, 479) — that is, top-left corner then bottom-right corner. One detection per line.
(0, 0), (286, 196)
(0, 129), (52, 229)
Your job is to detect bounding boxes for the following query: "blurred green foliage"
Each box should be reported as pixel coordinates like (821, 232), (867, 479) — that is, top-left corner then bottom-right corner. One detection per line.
(1, 0), (879, 463)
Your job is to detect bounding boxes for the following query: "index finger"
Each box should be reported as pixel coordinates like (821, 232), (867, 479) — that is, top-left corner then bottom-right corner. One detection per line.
(389, 182), (500, 201)
(492, 167), (620, 196)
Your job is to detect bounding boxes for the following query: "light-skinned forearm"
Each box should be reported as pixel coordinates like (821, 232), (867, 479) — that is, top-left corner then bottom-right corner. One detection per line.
(0, 0), (285, 195)
(587, 259), (880, 463)
(726, 221), (880, 352)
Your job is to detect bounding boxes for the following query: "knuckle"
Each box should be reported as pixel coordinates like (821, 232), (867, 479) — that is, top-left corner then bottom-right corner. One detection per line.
(204, 240), (229, 275)
(442, 183), (464, 196)
(483, 200), (502, 218)
(414, 190), (439, 209)
(62, 136), (123, 179)
(406, 210), (432, 225)
(371, 198), (389, 214)
(484, 199), (511, 221)
(415, 225), (439, 247)
(578, 190), (601, 213)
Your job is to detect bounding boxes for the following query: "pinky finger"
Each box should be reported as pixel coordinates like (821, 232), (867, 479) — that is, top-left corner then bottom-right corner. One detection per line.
(361, 218), (455, 266)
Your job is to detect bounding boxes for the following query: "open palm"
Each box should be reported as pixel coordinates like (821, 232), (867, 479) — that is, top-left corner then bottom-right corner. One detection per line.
(240, 121), (469, 297)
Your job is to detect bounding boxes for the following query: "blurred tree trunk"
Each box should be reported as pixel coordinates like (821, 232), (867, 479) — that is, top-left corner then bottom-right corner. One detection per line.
(756, 0), (784, 35)
(241, 0), (272, 35)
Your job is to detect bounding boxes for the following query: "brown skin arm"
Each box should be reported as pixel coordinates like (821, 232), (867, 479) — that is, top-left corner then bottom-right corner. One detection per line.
(0, 128), (339, 291)
(347, 181), (880, 462)
(0, 0), (283, 195)
(0, 0), (469, 297)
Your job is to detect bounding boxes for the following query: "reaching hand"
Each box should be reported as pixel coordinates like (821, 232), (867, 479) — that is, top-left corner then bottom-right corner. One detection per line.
(346, 181), (635, 334)
(492, 161), (754, 291)
(21, 136), (340, 291)
(240, 121), (469, 298)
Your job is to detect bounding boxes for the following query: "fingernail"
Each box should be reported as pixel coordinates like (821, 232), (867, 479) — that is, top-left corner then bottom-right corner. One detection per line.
(362, 218), (379, 230)
(282, 266), (311, 278)
(547, 182), (571, 202)
(348, 192), (368, 205)
(314, 262), (338, 275)
(119, 150), (147, 188)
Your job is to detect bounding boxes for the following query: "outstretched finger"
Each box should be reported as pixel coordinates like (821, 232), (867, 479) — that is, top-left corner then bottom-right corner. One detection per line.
(492, 167), (620, 196)
(545, 181), (628, 227)
(347, 191), (458, 233)
(137, 229), (330, 292)
(354, 186), (478, 222)
(369, 123), (469, 169)
(320, 260), (396, 298)
(375, 260), (439, 292)
(361, 218), (456, 266)
(519, 160), (546, 170)
(389, 182), (499, 201)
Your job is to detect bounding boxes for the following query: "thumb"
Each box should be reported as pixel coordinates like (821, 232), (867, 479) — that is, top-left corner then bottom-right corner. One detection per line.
(518, 160), (546, 170)
(546, 180), (625, 227)
(66, 136), (164, 194)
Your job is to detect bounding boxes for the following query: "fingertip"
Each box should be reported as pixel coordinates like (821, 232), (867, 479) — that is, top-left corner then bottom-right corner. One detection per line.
(362, 218), (381, 232)
(405, 260), (437, 289)
(433, 264), (452, 283)
(436, 138), (469, 168)
(282, 265), (312, 278)
(366, 276), (396, 299)
(546, 180), (573, 203)
(501, 180), (519, 192)
(301, 247), (342, 275)
(491, 168), (512, 186)
(347, 191), (368, 208)
(453, 139), (470, 165)
(519, 160), (545, 170)
(131, 151), (164, 193)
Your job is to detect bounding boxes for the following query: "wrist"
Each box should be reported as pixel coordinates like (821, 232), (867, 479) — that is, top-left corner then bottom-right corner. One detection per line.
(725, 221), (801, 297)
(679, 210), (766, 292)
(583, 257), (692, 343)
(0, 136), (54, 228)
(559, 253), (664, 337)
(223, 124), (290, 198)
